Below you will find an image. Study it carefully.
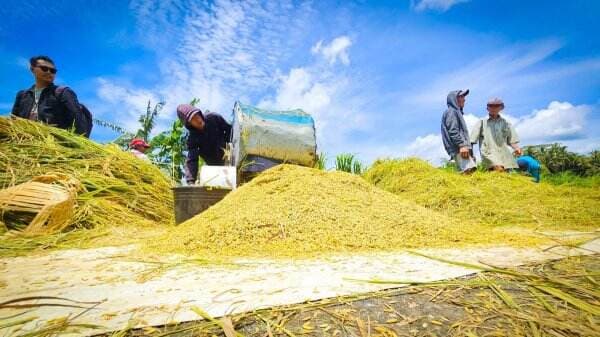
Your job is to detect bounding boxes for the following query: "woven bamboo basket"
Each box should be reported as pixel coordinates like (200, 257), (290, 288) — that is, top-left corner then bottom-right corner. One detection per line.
(0, 174), (80, 235)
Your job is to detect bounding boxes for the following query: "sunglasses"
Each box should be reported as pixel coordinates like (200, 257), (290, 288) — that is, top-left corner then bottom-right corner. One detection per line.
(36, 65), (57, 74)
(487, 104), (503, 107)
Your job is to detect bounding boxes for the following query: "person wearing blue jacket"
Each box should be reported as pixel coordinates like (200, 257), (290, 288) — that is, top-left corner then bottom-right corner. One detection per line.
(516, 155), (541, 183)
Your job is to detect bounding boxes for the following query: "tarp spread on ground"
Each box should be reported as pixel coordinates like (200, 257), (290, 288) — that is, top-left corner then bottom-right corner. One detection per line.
(3, 241), (598, 336)
(147, 164), (547, 259)
(0, 118), (174, 255)
(232, 102), (317, 171)
(364, 158), (600, 230)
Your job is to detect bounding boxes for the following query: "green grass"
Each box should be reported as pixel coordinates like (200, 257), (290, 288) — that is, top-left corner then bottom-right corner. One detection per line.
(314, 152), (327, 170)
(335, 153), (364, 174)
(542, 171), (600, 188)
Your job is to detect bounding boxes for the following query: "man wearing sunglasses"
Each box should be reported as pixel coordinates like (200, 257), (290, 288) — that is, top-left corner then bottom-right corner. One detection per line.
(11, 55), (87, 135)
(470, 98), (522, 172)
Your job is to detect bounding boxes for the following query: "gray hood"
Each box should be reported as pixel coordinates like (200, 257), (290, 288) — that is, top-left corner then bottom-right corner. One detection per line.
(441, 90), (471, 157)
(446, 90), (465, 112)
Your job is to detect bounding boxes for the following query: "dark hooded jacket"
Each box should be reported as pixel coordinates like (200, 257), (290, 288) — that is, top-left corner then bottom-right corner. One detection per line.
(184, 113), (232, 184)
(441, 91), (471, 157)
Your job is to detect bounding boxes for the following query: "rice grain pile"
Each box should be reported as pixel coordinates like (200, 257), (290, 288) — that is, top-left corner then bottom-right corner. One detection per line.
(149, 164), (545, 259)
(364, 158), (600, 231)
(0, 118), (174, 255)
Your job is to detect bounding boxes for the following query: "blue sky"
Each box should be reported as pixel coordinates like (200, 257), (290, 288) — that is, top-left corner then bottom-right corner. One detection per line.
(1, 0), (599, 165)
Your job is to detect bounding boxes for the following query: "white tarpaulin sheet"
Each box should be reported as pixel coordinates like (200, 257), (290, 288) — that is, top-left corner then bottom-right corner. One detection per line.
(1, 238), (597, 336)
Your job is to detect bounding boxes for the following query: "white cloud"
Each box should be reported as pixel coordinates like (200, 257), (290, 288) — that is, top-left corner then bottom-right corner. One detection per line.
(258, 68), (333, 115)
(468, 101), (592, 148)
(96, 78), (161, 131)
(375, 39), (599, 164)
(258, 64), (366, 160)
(265, 37), (357, 121)
(411, 0), (469, 12)
(391, 40), (600, 160)
(413, 113), (482, 165)
(96, 0), (314, 131)
(402, 134), (448, 164)
(499, 112), (519, 126)
(406, 40), (565, 110)
(560, 138), (600, 154)
(95, 2), (373, 158)
(311, 36), (352, 65)
(513, 101), (589, 143)
(97, 78), (159, 109)
(88, 1), (600, 164)
(463, 113), (479, 133)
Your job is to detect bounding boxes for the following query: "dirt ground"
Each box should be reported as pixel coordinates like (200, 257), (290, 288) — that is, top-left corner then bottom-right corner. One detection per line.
(98, 254), (599, 337)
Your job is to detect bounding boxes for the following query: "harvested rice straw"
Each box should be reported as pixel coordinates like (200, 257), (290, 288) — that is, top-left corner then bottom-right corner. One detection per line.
(147, 164), (547, 259)
(0, 117), (174, 255)
(364, 158), (600, 231)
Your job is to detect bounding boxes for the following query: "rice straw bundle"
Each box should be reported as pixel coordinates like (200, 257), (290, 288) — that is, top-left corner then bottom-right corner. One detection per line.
(364, 158), (600, 230)
(147, 164), (546, 259)
(0, 118), (174, 254)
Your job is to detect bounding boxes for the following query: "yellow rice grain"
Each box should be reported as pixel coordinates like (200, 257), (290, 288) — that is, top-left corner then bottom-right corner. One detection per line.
(148, 164), (547, 259)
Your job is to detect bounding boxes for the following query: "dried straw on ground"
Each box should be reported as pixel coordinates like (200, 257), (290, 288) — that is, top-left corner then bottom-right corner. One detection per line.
(148, 164), (546, 259)
(364, 158), (600, 231)
(0, 118), (174, 255)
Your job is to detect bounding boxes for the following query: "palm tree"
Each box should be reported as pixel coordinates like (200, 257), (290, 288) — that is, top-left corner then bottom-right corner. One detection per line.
(136, 101), (165, 142)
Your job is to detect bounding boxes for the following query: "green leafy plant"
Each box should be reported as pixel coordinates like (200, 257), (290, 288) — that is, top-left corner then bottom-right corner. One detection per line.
(90, 98), (202, 183)
(335, 153), (353, 173)
(148, 98), (202, 183)
(149, 119), (187, 182)
(136, 100), (165, 142)
(314, 152), (327, 170)
(189, 97), (201, 107)
(335, 153), (364, 174)
(524, 144), (599, 176)
(353, 159), (364, 175)
(101, 100), (165, 150)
